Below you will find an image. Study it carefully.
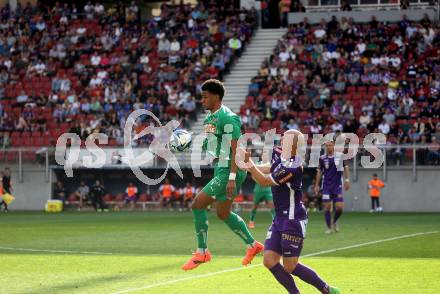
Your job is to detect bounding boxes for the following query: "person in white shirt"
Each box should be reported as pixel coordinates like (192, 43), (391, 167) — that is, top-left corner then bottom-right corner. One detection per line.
(170, 38), (180, 52)
(331, 121), (343, 132)
(90, 53), (101, 67)
(94, 3), (104, 15)
(76, 25), (87, 35)
(378, 120), (390, 135)
(34, 60), (46, 75)
(89, 75), (102, 87)
(59, 74), (71, 91)
(278, 48), (290, 62)
(314, 26), (326, 39)
(356, 40), (366, 54)
(359, 111), (371, 127)
(202, 43), (214, 57)
(389, 55), (401, 68)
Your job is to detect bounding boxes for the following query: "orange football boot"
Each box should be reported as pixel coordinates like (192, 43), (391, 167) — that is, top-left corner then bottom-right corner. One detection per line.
(242, 241), (264, 266)
(181, 250), (212, 271)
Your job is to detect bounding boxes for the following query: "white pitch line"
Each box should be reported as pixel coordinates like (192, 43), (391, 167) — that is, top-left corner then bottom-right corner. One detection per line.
(111, 230), (439, 294)
(0, 246), (242, 258)
(0, 247), (115, 255)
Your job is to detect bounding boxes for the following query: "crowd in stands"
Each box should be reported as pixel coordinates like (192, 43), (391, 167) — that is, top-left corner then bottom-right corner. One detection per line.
(0, 1), (256, 148)
(242, 14), (440, 164)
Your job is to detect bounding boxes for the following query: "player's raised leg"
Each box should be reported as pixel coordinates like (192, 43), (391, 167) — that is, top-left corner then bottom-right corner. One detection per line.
(292, 262), (340, 294)
(181, 191), (214, 271)
(263, 250), (300, 293)
(216, 199), (264, 265)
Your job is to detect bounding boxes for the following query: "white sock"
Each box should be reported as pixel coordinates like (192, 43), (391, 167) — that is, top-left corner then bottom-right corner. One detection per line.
(247, 241), (256, 248)
(196, 248), (207, 253)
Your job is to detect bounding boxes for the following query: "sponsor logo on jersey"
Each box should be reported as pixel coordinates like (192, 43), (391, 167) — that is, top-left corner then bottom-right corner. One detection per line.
(279, 173), (293, 183)
(204, 124), (216, 134)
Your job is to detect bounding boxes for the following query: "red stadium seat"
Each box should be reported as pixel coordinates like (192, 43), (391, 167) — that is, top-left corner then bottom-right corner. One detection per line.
(138, 193), (148, 202)
(114, 193), (125, 202)
(103, 194), (113, 202)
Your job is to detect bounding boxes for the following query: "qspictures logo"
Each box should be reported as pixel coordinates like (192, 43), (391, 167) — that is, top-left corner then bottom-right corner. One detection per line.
(55, 110), (387, 185)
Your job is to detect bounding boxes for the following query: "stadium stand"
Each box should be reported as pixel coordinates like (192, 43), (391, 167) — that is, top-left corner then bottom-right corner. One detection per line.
(241, 15), (439, 164)
(0, 1), (256, 147)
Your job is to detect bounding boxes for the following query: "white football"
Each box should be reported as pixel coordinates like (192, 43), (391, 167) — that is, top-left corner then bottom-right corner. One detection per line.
(169, 129), (192, 152)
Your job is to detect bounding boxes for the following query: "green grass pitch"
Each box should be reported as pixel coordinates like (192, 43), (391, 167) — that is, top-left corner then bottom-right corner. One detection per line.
(1, 212), (439, 294)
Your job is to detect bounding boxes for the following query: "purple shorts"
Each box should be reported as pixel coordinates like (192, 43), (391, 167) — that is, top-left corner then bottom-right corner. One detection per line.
(264, 216), (307, 257)
(322, 194), (344, 203)
(322, 185), (343, 202)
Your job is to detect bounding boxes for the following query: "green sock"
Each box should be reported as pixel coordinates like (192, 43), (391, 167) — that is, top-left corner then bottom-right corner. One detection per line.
(250, 209), (257, 222)
(270, 208), (276, 220)
(224, 212), (255, 245)
(193, 209), (208, 249)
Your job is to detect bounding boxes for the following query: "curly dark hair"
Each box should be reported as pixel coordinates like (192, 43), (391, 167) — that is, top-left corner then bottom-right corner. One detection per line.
(201, 79), (225, 100)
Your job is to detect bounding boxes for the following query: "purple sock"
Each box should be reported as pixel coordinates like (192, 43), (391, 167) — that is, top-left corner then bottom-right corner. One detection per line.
(292, 263), (328, 293)
(269, 263), (299, 294)
(334, 209), (342, 223)
(325, 211), (331, 228)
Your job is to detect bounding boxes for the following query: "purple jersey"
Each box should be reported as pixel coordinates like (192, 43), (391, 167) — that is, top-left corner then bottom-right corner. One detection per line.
(269, 148), (307, 221)
(318, 155), (346, 196)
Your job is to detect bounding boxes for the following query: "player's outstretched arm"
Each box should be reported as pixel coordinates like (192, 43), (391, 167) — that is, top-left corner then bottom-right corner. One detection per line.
(246, 158), (276, 187)
(254, 163), (271, 174)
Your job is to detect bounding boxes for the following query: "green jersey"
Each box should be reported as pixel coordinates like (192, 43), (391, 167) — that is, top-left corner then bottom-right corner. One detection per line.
(253, 182), (273, 204)
(253, 183), (272, 195)
(203, 105), (242, 163)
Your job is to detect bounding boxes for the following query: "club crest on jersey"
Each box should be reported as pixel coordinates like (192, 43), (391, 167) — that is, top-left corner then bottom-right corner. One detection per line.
(274, 166), (286, 177)
(324, 159), (329, 169)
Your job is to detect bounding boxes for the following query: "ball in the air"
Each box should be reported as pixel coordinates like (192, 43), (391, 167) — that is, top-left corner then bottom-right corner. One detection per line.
(169, 129), (192, 152)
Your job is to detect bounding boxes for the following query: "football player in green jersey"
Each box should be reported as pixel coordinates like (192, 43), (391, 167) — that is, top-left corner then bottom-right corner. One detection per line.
(248, 182), (275, 229)
(182, 79), (264, 271)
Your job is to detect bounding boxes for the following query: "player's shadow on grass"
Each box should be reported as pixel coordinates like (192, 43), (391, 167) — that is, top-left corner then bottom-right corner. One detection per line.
(24, 262), (179, 294)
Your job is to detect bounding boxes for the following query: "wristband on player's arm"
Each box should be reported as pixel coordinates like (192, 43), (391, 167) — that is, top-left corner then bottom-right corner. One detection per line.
(229, 173), (236, 180)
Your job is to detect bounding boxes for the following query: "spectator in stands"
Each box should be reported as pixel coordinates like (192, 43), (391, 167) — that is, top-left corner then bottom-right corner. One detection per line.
(90, 180), (107, 212)
(286, 119), (299, 130)
(228, 35), (242, 57)
(53, 181), (66, 206)
(378, 120), (390, 135)
(159, 178), (175, 209)
(0, 1), (257, 149)
(75, 181), (90, 211)
(427, 137), (440, 165)
(121, 182), (138, 211)
(359, 111), (371, 128)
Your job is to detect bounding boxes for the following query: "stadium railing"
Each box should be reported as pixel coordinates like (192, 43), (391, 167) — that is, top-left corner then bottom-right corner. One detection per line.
(304, 0), (431, 9)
